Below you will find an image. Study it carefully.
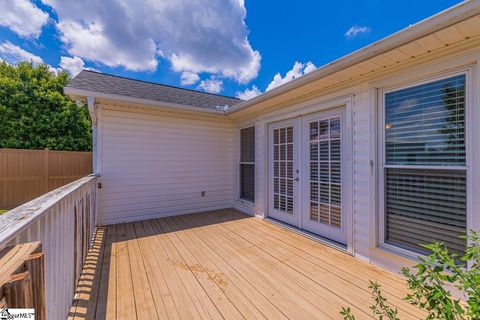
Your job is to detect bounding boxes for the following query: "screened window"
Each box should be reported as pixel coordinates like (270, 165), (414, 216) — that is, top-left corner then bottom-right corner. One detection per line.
(240, 127), (255, 202)
(383, 74), (467, 255)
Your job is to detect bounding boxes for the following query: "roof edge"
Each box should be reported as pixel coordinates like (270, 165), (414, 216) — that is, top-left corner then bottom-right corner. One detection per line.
(64, 86), (226, 115)
(226, 0), (480, 114)
(75, 70), (242, 101)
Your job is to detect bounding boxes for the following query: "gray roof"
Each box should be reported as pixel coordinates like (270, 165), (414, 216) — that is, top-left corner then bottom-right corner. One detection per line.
(66, 70), (242, 110)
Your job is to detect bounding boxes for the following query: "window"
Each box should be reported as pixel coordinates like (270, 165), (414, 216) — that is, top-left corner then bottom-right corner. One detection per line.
(382, 74), (467, 255)
(240, 127), (255, 202)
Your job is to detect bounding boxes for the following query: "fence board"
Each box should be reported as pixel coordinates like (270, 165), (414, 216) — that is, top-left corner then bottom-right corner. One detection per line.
(0, 149), (92, 209)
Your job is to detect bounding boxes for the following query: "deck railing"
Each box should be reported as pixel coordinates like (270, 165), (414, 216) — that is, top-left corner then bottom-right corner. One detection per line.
(0, 175), (97, 320)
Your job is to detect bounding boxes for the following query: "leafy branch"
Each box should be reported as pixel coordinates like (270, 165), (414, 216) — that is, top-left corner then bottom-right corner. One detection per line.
(341, 231), (480, 320)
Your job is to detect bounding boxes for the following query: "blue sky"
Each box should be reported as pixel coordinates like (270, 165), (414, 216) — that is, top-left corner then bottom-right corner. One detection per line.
(0, 0), (463, 99)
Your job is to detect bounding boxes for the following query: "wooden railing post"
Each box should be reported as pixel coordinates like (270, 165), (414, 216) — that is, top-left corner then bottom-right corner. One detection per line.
(3, 271), (34, 309)
(0, 242), (45, 320)
(25, 253), (46, 320)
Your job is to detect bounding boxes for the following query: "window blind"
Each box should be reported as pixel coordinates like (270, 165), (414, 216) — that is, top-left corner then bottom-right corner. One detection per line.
(385, 75), (465, 166)
(384, 74), (467, 256)
(385, 168), (466, 255)
(240, 127), (255, 202)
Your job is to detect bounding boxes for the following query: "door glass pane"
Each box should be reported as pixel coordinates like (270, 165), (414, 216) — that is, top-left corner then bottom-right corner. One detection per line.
(310, 203), (319, 221)
(330, 118), (341, 139)
(310, 142), (319, 161)
(319, 120), (329, 139)
(309, 117), (342, 228)
(273, 126), (294, 214)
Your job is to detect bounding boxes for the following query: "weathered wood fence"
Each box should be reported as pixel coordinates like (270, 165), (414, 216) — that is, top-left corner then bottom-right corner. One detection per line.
(0, 148), (92, 209)
(0, 241), (46, 320)
(0, 175), (97, 320)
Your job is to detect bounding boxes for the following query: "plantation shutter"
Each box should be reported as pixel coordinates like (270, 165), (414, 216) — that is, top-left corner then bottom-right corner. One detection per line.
(240, 127), (255, 202)
(384, 74), (467, 255)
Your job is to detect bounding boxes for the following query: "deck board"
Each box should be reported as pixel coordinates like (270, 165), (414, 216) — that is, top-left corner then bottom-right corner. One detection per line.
(70, 209), (425, 319)
(165, 216), (286, 320)
(115, 224), (137, 319)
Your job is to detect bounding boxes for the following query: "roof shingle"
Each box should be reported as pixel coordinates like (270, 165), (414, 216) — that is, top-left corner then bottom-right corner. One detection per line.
(66, 70), (242, 110)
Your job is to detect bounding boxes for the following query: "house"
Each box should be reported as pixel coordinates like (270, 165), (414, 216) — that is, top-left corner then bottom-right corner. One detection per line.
(1, 1), (479, 319)
(65, 0), (480, 273)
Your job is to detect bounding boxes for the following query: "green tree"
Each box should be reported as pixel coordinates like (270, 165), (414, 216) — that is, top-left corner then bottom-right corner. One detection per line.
(0, 61), (91, 151)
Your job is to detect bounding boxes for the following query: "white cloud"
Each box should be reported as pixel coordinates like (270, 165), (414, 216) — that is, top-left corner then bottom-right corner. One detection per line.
(0, 41), (43, 64)
(59, 56), (84, 76)
(303, 61), (317, 74)
(47, 65), (62, 74)
(266, 61), (317, 92)
(0, 0), (49, 38)
(0, 42), (88, 76)
(180, 71), (200, 85)
(236, 85), (261, 100)
(197, 77), (223, 94)
(344, 25), (371, 39)
(42, 0), (261, 83)
(236, 61), (317, 100)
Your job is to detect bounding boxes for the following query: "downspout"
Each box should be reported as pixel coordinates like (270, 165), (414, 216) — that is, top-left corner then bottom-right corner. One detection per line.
(87, 96), (98, 174)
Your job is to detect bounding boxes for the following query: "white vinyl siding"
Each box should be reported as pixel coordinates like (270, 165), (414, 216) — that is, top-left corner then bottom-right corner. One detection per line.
(93, 40), (479, 275)
(98, 106), (234, 224)
(352, 85), (372, 259)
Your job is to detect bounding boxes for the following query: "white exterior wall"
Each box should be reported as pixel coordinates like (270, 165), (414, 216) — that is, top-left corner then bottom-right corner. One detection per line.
(351, 83), (372, 261)
(233, 46), (480, 273)
(97, 105), (234, 225)
(92, 40), (479, 274)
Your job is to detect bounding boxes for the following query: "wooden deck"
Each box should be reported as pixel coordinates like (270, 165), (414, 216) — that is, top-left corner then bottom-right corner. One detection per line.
(69, 209), (423, 319)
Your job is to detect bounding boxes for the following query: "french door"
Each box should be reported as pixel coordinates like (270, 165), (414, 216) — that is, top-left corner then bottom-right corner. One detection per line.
(268, 107), (347, 244)
(300, 108), (347, 244)
(268, 118), (300, 226)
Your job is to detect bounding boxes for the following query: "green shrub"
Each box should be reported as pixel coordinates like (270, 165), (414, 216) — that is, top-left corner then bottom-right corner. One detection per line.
(341, 231), (480, 320)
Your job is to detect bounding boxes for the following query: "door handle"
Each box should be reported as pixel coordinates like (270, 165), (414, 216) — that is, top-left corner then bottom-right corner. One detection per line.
(294, 177), (300, 182)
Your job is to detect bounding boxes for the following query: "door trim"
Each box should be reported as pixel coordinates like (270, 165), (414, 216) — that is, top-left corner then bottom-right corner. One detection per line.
(265, 217), (348, 252)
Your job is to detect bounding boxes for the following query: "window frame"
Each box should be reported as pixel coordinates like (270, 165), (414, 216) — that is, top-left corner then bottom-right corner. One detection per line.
(377, 69), (474, 259)
(239, 125), (256, 203)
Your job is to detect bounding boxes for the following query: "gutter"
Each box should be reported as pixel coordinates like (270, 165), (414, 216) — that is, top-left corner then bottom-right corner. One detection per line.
(87, 96), (98, 174)
(226, 0), (480, 114)
(64, 86), (226, 115)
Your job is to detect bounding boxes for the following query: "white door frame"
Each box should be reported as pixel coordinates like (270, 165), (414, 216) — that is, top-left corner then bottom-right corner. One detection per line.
(263, 97), (354, 254)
